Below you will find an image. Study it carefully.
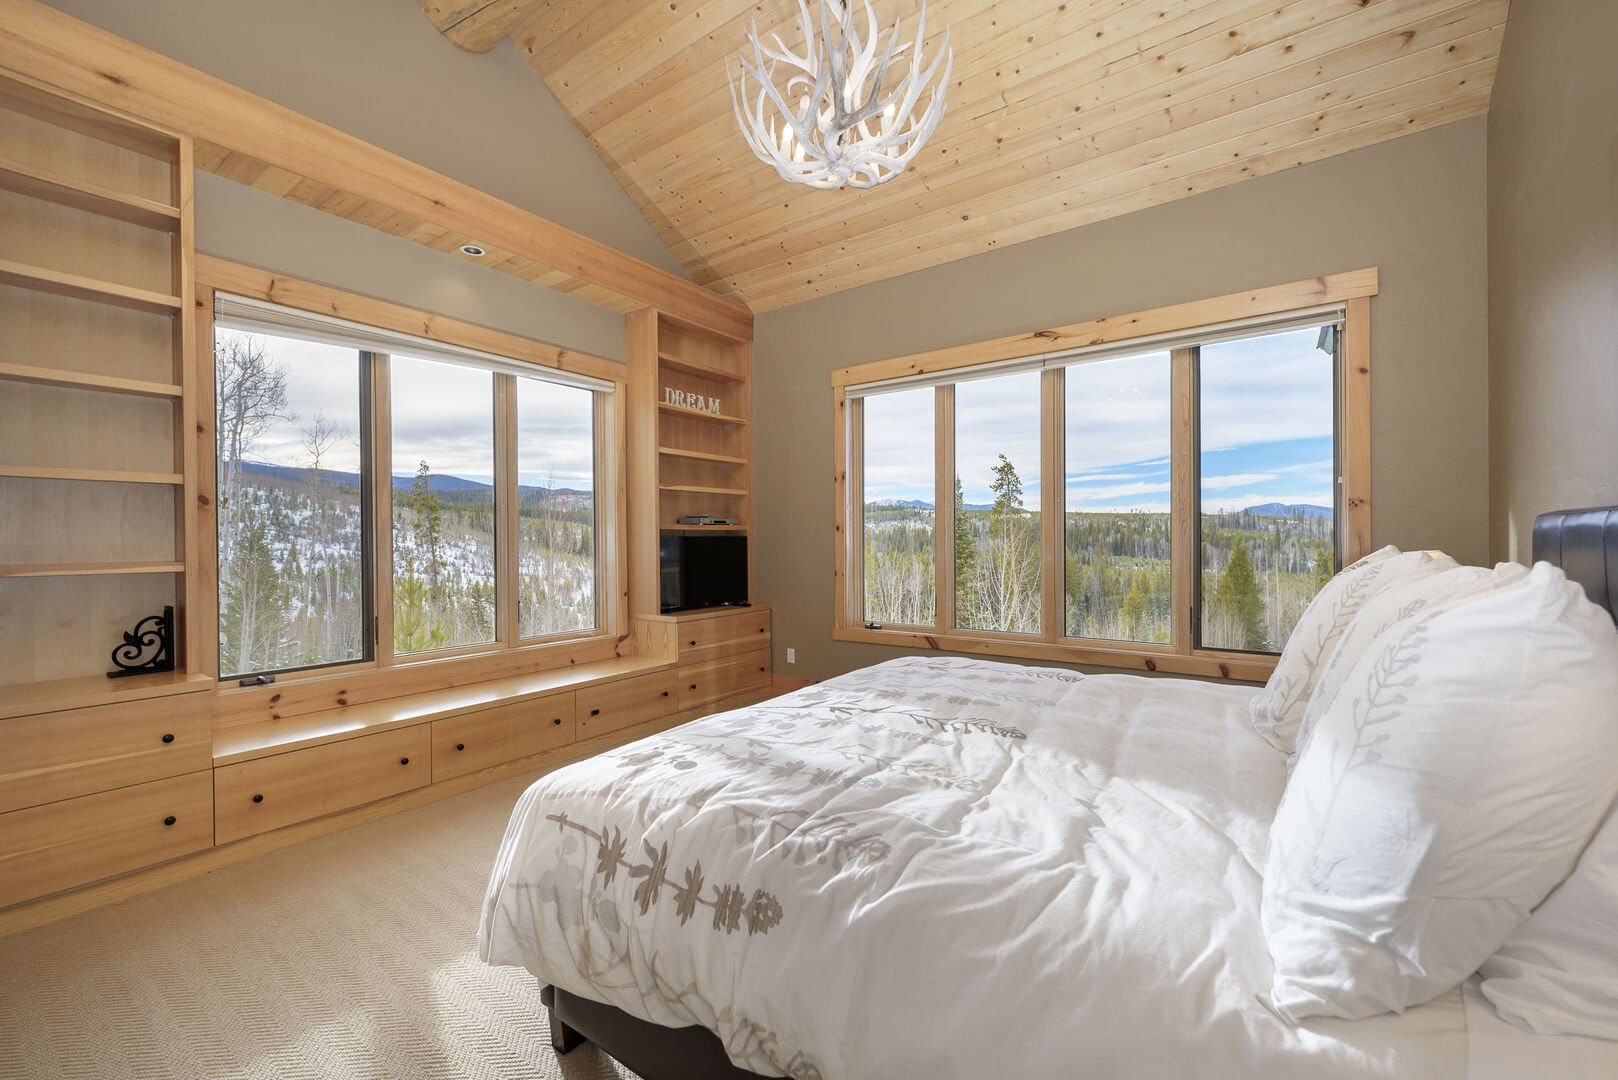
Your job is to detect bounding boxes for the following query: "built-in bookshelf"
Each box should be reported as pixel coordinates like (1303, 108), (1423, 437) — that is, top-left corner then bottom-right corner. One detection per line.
(627, 309), (754, 615)
(0, 72), (198, 704)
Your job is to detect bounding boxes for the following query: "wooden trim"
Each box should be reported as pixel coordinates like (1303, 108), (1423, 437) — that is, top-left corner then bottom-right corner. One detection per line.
(192, 284), (220, 680)
(601, 387), (630, 638)
(0, 362), (181, 398)
(829, 269), (1379, 389)
(0, 256), (182, 314)
(175, 135), (200, 679)
(1170, 346), (1197, 655)
(196, 256), (624, 386)
(832, 625), (1275, 683)
(831, 387), (854, 630)
(370, 352), (395, 668)
(0, 154), (181, 228)
(1342, 297), (1372, 563)
(625, 308), (660, 616)
(1040, 368), (1064, 642)
(0, 0), (751, 339)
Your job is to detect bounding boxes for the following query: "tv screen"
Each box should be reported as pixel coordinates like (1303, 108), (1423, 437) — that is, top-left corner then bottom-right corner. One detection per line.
(660, 534), (748, 612)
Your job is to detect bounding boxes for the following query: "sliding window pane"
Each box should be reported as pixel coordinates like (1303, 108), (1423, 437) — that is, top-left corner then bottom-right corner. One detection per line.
(391, 355), (496, 653)
(1064, 351), (1172, 643)
(1199, 325), (1337, 653)
(517, 378), (597, 638)
(954, 371), (1041, 634)
(216, 328), (367, 679)
(862, 388), (935, 626)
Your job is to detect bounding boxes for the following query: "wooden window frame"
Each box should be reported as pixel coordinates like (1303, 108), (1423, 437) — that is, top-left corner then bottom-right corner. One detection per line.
(195, 256), (629, 699)
(832, 270), (1377, 683)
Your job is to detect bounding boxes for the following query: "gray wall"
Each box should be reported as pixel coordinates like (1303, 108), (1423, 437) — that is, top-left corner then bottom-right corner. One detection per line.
(46, 0), (679, 361)
(754, 119), (1491, 682)
(1487, 0), (1618, 561)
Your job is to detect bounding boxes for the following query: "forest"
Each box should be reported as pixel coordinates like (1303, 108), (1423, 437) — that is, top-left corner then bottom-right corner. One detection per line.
(215, 334), (596, 678)
(864, 455), (1335, 652)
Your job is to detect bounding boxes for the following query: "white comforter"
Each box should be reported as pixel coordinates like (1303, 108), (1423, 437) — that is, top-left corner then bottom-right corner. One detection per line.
(479, 656), (1474, 1079)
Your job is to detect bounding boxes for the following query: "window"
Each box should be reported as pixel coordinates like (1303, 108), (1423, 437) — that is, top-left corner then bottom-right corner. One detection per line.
(215, 328), (368, 679)
(516, 377), (598, 639)
(390, 355), (497, 654)
(861, 386), (934, 627)
(1198, 326), (1338, 653)
(955, 371), (1042, 634)
(213, 291), (615, 682)
(834, 273), (1375, 679)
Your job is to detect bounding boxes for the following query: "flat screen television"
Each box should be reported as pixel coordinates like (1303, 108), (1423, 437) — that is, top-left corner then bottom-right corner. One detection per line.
(660, 534), (749, 613)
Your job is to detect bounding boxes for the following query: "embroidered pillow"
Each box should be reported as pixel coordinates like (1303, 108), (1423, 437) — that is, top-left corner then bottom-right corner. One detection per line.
(1289, 562), (1529, 764)
(1262, 562), (1618, 1021)
(1248, 546), (1456, 754)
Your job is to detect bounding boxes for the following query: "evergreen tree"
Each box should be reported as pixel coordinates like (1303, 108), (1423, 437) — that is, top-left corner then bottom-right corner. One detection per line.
(1215, 540), (1267, 650)
(407, 460), (445, 593)
(221, 516), (290, 674)
(1311, 541), (1336, 593)
(953, 473), (978, 616)
(1122, 572), (1151, 641)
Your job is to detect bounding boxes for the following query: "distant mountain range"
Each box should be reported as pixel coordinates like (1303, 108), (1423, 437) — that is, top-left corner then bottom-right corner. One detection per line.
(868, 496), (1331, 518)
(238, 460), (588, 501)
(1242, 502), (1333, 520)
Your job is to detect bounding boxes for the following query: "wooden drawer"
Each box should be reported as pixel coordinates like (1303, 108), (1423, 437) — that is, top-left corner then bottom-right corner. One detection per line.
(431, 693), (576, 783)
(576, 670), (679, 739)
(676, 609), (772, 663)
(214, 725), (430, 845)
(678, 649), (772, 710)
(0, 770), (213, 909)
(0, 692), (212, 814)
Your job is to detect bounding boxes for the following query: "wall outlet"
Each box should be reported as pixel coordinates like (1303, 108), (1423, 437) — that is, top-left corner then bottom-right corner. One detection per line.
(786, 648), (796, 664)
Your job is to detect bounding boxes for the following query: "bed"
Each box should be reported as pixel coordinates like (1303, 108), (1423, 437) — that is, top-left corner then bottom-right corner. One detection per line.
(478, 506), (1618, 1080)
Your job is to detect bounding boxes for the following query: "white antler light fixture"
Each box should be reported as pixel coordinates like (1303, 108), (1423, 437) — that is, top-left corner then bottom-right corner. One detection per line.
(730, 0), (952, 191)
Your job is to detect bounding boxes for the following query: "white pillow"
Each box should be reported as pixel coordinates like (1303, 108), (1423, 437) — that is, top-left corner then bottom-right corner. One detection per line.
(1262, 562), (1618, 1022)
(1249, 546), (1456, 755)
(1480, 793), (1618, 1038)
(1289, 562), (1529, 764)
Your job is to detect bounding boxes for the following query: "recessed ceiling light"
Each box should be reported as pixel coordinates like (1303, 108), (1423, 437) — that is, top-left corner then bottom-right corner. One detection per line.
(459, 243), (486, 257)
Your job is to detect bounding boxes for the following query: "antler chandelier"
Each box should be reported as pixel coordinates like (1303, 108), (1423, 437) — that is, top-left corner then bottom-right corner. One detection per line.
(730, 0), (953, 190)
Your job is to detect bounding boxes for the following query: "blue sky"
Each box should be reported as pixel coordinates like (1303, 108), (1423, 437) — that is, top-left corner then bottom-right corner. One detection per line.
(221, 329), (597, 490)
(863, 326), (1336, 514)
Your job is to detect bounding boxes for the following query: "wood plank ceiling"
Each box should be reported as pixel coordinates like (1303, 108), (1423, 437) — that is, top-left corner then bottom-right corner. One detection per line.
(427, 0), (1509, 313)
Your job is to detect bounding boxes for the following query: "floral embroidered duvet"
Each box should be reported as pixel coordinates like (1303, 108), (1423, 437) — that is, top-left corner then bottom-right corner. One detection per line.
(479, 656), (1493, 1079)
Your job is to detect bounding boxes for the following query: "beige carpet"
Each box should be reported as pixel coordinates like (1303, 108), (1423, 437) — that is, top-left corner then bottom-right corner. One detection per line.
(0, 770), (642, 1080)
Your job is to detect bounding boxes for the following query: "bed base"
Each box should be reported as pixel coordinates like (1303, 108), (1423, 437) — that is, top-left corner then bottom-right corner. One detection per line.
(541, 984), (772, 1080)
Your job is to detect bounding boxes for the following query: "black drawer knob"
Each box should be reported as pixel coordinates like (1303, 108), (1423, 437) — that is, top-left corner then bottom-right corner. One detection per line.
(161, 732), (175, 744)
(252, 793), (264, 804)
(589, 708), (600, 717)
(163, 815), (176, 827)
(661, 690), (669, 697)
(689, 683), (697, 691)
(758, 627), (765, 633)
(400, 757), (410, 766)
(553, 717), (563, 725)
(688, 639), (696, 647)
(455, 743), (465, 752)
(759, 666), (766, 672)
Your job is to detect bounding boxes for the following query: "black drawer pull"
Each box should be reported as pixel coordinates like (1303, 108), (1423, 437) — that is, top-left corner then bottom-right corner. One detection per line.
(759, 666), (766, 672)
(589, 708), (600, 717)
(758, 627), (765, 633)
(661, 690), (669, 697)
(252, 793), (264, 804)
(689, 683), (698, 691)
(553, 717), (563, 725)
(455, 743), (465, 752)
(688, 639), (697, 647)
(163, 815), (176, 827)
(400, 757), (410, 766)
(161, 732), (175, 744)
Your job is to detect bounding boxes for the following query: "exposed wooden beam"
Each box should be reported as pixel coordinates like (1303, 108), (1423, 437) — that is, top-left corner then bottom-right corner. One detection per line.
(420, 0), (548, 53)
(0, 0), (752, 340)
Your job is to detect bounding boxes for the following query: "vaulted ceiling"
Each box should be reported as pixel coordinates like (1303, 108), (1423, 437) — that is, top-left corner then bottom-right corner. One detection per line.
(423, 0), (1509, 312)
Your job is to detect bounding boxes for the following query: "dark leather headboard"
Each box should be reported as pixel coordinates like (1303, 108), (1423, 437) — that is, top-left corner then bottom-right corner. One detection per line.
(1533, 506), (1618, 623)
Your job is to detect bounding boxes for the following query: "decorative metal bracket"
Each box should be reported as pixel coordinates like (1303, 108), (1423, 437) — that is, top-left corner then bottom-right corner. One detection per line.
(108, 606), (175, 678)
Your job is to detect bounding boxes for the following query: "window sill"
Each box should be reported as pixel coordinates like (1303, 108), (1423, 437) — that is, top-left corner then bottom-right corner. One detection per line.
(832, 625), (1276, 683)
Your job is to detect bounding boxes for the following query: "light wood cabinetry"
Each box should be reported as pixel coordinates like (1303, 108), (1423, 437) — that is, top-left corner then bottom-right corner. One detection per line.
(678, 650), (772, 711)
(0, 770), (212, 909)
(576, 669), (683, 739)
(430, 694), (576, 783)
(626, 309), (754, 616)
(0, 73), (198, 694)
(214, 726), (432, 845)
